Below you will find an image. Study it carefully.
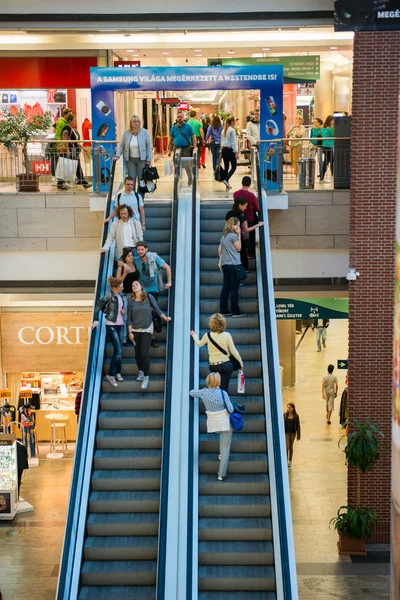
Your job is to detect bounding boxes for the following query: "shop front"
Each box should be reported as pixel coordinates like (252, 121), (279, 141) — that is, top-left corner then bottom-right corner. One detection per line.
(0, 311), (91, 448)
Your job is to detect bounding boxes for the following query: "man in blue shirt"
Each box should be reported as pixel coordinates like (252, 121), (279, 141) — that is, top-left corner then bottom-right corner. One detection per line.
(134, 240), (172, 347)
(168, 111), (197, 186)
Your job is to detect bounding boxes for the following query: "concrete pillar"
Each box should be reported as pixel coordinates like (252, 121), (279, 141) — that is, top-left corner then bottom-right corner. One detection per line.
(313, 61), (333, 121)
(276, 320), (296, 387)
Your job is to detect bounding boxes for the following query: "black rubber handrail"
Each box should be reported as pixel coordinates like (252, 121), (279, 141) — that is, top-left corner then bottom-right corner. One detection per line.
(255, 150), (296, 598)
(156, 150), (181, 600)
(57, 160), (116, 599)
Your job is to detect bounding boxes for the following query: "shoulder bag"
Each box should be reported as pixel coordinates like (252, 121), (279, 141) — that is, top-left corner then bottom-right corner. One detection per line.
(148, 294), (162, 333)
(207, 332), (241, 371)
(220, 390), (244, 432)
(235, 264), (248, 282)
(142, 165), (159, 181)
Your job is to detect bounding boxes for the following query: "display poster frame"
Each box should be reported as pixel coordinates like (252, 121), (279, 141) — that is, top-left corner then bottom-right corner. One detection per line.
(90, 65), (284, 193)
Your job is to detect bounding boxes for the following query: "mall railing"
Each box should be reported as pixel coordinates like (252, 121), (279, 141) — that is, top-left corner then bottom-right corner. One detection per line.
(56, 159), (117, 600)
(260, 137), (351, 193)
(255, 148), (299, 598)
(0, 140), (117, 193)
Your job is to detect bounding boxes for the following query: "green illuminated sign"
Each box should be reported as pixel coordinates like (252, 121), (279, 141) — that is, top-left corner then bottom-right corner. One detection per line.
(208, 56), (320, 83)
(275, 298), (348, 320)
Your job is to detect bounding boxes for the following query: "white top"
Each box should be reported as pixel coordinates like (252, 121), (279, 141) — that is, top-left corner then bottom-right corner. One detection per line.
(129, 134), (140, 158)
(221, 127), (237, 153)
(122, 221), (135, 247)
(116, 190), (144, 222)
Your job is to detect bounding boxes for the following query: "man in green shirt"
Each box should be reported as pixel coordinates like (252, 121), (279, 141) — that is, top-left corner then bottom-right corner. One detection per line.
(187, 109), (204, 148)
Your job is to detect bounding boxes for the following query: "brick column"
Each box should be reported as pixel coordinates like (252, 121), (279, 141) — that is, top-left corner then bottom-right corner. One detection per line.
(348, 31), (400, 543)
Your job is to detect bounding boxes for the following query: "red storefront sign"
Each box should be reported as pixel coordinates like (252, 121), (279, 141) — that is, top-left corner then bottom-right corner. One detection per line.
(0, 57), (97, 89)
(178, 101), (189, 110)
(31, 161), (51, 175)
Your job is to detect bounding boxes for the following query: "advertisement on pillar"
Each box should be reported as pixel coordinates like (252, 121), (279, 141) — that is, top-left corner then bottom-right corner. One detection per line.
(91, 66), (284, 192)
(91, 90), (116, 192)
(335, 0), (400, 31)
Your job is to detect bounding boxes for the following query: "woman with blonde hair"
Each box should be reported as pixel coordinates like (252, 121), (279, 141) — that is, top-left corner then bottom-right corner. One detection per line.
(220, 115), (238, 189)
(190, 372), (235, 481)
(218, 217), (246, 318)
(287, 115), (306, 177)
(206, 114), (224, 171)
(92, 276), (126, 388)
(113, 114), (152, 190)
(190, 313), (243, 392)
(127, 280), (171, 390)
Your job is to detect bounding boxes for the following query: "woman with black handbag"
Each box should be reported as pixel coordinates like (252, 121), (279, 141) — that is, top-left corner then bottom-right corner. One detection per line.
(127, 280), (171, 390)
(190, 313), (243, 392)
(218, 217), (247, 318)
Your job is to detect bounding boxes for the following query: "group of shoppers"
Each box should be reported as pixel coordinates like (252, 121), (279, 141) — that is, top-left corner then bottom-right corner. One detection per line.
(287, 114), (335, 181)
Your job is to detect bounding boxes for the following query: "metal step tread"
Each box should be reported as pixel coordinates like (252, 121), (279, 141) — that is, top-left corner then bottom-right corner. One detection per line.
(100, 393), (164, 402)
(97, 429), (162, 439)
(85, 536), (158, 549)
(98, 410), (164, 420)
(198, 565), (275, 577)
(81, 560), (157, 574)
(198, 592), (277, 600)
(199, 517), (272, 529)
(89, 492), (160, 506)
(92, 469), (161, 480)
(199, 540), (273, 554)
(199, 453), (267, 464)
(79, 587), (156, 600)
(199, 495), (270, 508)
(94, 449), (162, 460)
(199, 473), (269, 484)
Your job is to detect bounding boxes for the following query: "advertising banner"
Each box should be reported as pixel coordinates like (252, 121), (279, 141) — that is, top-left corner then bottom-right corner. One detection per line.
(275, 298), (349, 320)
(90, 65), (284, 192)
(335, 0), (400, 31)
(208, 56), (320, 83)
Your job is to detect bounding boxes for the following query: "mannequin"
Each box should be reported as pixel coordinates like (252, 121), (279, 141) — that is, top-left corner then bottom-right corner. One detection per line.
(1, 400), (16, 433)
(19, 401), (36, 458)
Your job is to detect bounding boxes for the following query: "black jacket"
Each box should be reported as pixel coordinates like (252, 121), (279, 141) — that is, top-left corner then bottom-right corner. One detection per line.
(283, 413), (301, 440)
(93, 291), (123, 323)
(312, 319), (330, 329)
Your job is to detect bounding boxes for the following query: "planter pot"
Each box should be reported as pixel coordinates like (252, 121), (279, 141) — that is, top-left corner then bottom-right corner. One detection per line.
(338, 534), (367, 555)
(17, 173), (39, 192)
(155, 138), (163, 153)
(163, 136), (169, 151)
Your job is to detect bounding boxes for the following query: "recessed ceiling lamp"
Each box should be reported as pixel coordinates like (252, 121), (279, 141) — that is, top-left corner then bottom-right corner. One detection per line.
(87, 34), (95, 37)
(262, 47), (270, 51)
(330, 46), (338, 50)
(127, 50), (137, 53)
(194, 49), (202, 52)
(227, 50), (235, 54)
(162, 52), (170, 55)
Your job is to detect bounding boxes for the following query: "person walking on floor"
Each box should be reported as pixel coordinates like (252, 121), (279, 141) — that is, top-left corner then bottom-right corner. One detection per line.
(113, 115), (152, 190)
(287, 115), (306, 177)
(187, 109), (205, 169)
(206, 115), (224, 172)
(312, 318), (330, 352)
(233, 176), (260, 258)
(133, 240), (172, 348)
(220, 115), (238, 189)
(190, 372), (235, 481)
(310, 117), (324, 179)
(60, 113), (92, 189)
(104, 175), (146, 233)
(320, 115), (335, 182)
(92, 276), (127, 388)
(168, 111), (197, 186)
(127, 280), (171, 390)
(322, 364), (338, 425)
(219, 217), (246, 318)
(190, 313), (243, 393)
(284, 403), (301, 467)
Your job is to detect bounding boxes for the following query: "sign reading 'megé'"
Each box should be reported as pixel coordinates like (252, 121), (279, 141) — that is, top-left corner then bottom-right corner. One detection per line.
(1, 313), (91, 372)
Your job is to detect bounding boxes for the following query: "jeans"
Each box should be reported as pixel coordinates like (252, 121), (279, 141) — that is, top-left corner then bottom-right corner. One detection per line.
(209, 360), (234, 393)
(321, 149), (334, 180)
(221, 147), (237, 181)
(316, 327), (327, 351)
(210, 144), (221, 171)
(220, 264), (241, 315)
(22, 425), (35, 458)
(134, 331), (152, 376)
(126, 158), (146, 190)
(174, 146), (193, 184)
(316, 146), (323, 177)
(106, 325), (124, 376)
(285, 433), (296, 461)
(218, 427), (233, 477)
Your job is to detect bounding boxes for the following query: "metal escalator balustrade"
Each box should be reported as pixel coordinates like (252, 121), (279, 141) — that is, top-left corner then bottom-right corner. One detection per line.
(57, 156), (180, 600)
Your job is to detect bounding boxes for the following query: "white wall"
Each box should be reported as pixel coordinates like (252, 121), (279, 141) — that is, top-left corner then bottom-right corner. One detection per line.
(271, 249), (349, 279)
(0, 252), (99, 281)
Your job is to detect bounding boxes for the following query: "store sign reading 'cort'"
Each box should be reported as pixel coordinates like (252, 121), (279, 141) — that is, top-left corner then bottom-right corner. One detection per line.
(18, 325), (90, 345)
(0, 313), (91, 372)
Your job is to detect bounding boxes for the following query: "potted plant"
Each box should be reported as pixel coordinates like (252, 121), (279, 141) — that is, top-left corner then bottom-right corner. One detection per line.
(0, 107), (53, 192)
(331, 418), (384, 554)
(330, 505), (377, 555)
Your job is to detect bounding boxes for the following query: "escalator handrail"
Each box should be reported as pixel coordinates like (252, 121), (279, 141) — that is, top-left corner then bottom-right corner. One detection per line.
(156, 150), (181, 599)
(254, 149), (298, 599)
(187, 149), (200, 599)
(57, 161), (117, 600)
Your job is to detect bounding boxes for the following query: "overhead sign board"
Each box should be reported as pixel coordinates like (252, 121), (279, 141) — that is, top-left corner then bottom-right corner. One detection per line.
(275, 298), (349, 320)
(335, 0), (400, 31)
(208, 56), (320, 83)
(161, 97), (180, 105)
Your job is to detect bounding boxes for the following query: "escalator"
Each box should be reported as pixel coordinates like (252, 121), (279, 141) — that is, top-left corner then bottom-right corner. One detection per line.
(57, 159), (179, 600)
(191, 150), (297, 598)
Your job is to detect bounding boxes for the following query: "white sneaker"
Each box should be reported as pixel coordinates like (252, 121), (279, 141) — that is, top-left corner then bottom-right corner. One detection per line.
(288, 461), (292, 467)
(136, 371), (144, 382)
(141, 376), (150, 390)
(105, 374), (118, 387)
(115, 373), (124, 382)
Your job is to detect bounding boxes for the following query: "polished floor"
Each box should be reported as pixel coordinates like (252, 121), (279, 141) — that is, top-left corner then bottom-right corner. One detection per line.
(0, 320), (389, 599)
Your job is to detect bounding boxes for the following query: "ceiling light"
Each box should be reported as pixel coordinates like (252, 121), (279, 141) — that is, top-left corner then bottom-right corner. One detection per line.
(227, 50), (235, 54)
(162, 52), (169, 55)
(330, 46), (338, 50)
(127, 50), (137, 53)
(87, 34), (95, 37)
(194, 49), (202, 52)
(262, 47), (270, 51)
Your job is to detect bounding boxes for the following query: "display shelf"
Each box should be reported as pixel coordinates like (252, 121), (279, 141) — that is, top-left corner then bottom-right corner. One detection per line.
(0, 441), (18, 520)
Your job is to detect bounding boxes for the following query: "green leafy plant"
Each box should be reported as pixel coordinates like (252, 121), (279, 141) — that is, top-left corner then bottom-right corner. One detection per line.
(339, 418), (384, 504)
(0, 107), (53, 173)
(330, 505), (377, 540)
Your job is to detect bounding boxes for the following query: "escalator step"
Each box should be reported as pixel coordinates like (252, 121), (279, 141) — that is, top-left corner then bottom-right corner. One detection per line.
(199, 433), (267, 454)
(91, 469), (161, 491)
(199, 414), (265, 434)
(100, 394), (164, 411)
(98, 410), (164, 429)
(105, 345), (166, 359)
(81, 560), (157, 586)
(199, 452), (268, 473)
(199, 540), (274, 565)
(89, 493), (159, 516)
(197, 395), (264, 414)
(104, 358), (166, 376)
(199, 473), (269, 495)
(96, 429), (162, 449)
(199, 494), (270, 518)
(198, 592), (277, 600)
(87, 511), (159, 535)
(84, 536), (158, 560)
(79, 586), (156, 600)
(94, 449), (161, 470)
(199, 316), (259, 329)
(199, 517), (272, 541)
(198, 565), (275, 591)
(102, 375), (165, 394)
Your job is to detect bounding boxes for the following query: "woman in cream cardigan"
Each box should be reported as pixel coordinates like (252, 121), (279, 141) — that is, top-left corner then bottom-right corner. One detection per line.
(113, 115), (152, 190)
(190, 313), (243, 392)
(190, 372), (234, 481)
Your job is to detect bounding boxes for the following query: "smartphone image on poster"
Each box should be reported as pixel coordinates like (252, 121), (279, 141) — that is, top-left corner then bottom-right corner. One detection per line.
(266, 96), (278, 116)
(98, 145), (110, 161)
(97, 123), (109, 138)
